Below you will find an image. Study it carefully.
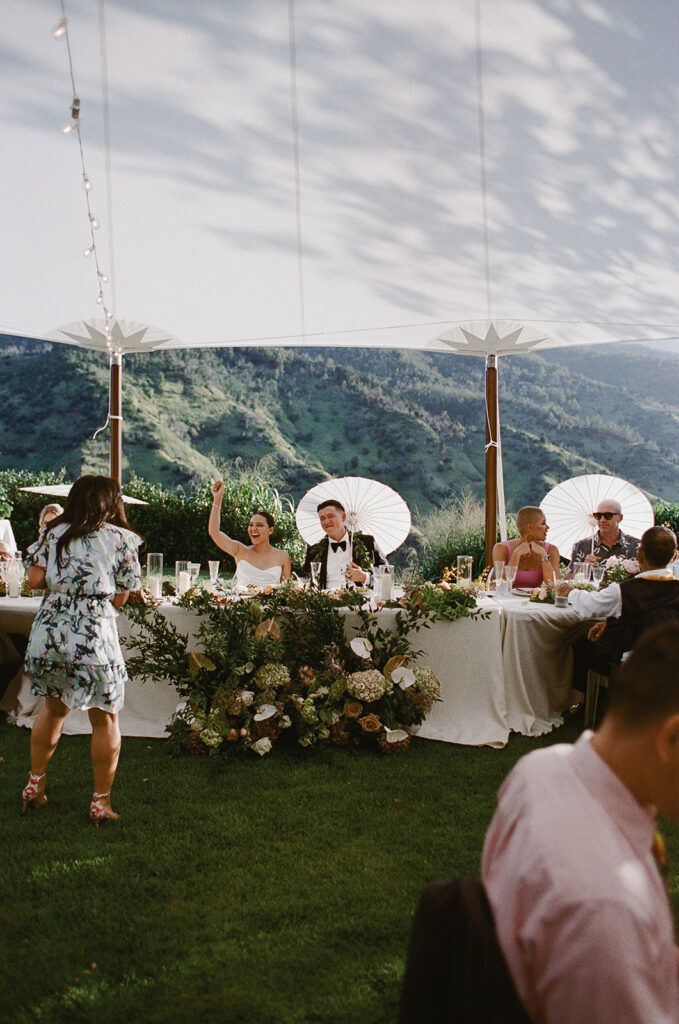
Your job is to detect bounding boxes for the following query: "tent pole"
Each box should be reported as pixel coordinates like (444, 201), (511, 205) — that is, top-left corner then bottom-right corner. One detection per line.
(110, 352), (122, 484)
(484, 354), (498, 569)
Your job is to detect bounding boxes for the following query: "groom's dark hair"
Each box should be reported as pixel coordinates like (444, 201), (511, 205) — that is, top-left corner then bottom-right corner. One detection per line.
(317, 499), (345, 514)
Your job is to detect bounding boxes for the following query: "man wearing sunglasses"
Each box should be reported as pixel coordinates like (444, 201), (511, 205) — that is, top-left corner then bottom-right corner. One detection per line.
(567, 499), (639, 575)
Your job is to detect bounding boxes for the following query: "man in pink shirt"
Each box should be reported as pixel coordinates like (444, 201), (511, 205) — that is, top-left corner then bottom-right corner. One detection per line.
(483, 622), (679, 1024)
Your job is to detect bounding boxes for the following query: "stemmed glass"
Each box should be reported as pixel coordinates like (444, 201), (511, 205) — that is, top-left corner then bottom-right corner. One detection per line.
(310, 562), (322, 590)
(504, 564), (518, 589)
(208, 560), (220, 588)
(189, 563), (201, 588)
(591, 564), (606, 589)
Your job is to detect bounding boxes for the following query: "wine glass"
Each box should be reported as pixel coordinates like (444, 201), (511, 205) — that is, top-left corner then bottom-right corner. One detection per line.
(591, 564), (605, 588)
(189, 562), (201, 588)
(504, 564), (518, 588)
(208, 560), (220, 585)
(310, 562), (322, 589)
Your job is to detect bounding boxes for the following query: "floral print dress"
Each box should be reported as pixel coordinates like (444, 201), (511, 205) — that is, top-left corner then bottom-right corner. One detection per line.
(24, 522), (142, 712)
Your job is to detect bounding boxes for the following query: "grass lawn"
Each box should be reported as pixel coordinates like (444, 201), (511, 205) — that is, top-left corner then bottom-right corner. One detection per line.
(3, 715), (679, 1023)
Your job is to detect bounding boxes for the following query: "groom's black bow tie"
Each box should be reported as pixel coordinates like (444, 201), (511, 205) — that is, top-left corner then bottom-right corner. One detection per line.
(331, 540), (347, 553)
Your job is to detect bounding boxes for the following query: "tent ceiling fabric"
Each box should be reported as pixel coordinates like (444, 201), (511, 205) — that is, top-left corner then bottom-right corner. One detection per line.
(3, 1), (679, 355)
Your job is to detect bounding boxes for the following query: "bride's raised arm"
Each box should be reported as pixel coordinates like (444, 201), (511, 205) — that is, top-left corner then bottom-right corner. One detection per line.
(208, 480), (247, 559)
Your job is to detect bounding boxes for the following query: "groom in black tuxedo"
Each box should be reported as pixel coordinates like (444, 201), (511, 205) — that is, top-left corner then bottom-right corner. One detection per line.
(302, 499), (386, 589)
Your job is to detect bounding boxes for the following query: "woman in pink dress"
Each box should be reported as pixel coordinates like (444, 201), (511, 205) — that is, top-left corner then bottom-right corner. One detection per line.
(492, 506), (560, 588)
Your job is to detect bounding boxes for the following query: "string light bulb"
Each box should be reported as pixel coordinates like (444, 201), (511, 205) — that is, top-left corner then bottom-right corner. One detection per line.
(82, 175), (92, 192)
(89, 215), (100, 229)
(53, 18), (67, 38)
(61, 122), (77, 135)
(83, 246), (94, 257)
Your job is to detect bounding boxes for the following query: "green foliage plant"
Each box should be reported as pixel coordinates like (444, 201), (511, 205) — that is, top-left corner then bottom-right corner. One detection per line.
(0, 468), (68, 547)
(655, 501), (679, 537)
(416, 489), (497, 580)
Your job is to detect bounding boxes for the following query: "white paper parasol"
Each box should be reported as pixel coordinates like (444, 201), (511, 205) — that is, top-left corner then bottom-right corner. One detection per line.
(540, 474), (654, 558)
(20, 484), (148, 505)
(295, 476), (411, 555)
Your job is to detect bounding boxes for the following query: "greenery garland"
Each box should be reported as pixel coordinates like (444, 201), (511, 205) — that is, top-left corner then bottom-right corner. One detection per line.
(124, 581), (485, 757)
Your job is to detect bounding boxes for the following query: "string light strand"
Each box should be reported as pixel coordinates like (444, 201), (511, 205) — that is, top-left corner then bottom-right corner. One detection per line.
(55, 1), (115, 356)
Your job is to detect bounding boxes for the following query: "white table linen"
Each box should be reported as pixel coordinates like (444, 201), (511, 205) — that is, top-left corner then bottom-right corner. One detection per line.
(0, 594), (584, 747)
(478, 596), (586, 735)
(0, 519), (17, 552)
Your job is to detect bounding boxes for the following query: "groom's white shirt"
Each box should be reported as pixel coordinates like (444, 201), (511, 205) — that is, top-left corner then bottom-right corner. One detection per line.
(325, 531), (351, 589)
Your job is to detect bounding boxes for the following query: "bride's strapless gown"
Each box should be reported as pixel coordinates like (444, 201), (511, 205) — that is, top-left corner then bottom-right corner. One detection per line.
(234, 561), (283, 587)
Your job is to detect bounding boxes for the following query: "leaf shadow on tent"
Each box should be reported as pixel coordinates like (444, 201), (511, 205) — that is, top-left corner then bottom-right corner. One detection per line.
(4, 0), (679, 346)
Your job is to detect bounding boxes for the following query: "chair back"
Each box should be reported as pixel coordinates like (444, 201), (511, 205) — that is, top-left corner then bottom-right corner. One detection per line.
(399, 877), (532, 1024)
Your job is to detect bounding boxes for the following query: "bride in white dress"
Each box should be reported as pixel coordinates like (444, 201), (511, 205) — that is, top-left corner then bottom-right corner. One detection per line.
(208, 480), (292, 586)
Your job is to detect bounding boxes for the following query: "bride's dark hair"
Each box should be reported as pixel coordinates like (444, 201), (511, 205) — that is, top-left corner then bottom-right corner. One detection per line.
(46, 475), (143, 566)
(252, 509), (275, 529)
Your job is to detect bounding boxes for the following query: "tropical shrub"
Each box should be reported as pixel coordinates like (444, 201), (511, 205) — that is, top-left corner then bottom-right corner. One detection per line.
(655, 501), (679, 538)
(414, 490), (503, 580)
(0, 463), (304, 568)
(0, 468), (68, 548)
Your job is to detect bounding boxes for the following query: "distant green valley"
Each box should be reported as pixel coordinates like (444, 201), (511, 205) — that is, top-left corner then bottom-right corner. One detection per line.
(1, 336), (678, 517)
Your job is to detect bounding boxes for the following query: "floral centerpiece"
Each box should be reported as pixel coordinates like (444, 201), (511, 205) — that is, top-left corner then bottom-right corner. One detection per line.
(529, 576), (596, 604)
(601, 556), (639, 587)
(123, 579), (484, 758)
(529, 583), (557, 604)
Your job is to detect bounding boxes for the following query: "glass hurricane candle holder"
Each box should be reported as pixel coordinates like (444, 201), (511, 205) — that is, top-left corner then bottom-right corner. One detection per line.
(175, 560), (191, 596)
(147, 553), (163, 599)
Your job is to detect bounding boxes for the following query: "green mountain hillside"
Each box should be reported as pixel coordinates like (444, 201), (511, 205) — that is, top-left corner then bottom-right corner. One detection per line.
(1, 336), (677, 515)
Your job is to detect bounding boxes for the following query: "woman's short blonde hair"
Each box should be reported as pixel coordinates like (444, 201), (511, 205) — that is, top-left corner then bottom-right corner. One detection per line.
(38, 503), (64, 529)
(515, 506), (543, 534)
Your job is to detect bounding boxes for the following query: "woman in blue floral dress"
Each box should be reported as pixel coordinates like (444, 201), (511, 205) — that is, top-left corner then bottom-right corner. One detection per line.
(21, 476), (142, 823)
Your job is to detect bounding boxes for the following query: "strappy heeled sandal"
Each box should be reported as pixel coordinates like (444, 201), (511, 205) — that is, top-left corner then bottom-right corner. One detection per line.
(89, 791), (119, 825)
(21, 772), (47, 813)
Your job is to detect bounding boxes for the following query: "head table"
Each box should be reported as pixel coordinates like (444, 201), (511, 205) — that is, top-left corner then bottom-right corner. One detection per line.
(0, 592), (587, 748)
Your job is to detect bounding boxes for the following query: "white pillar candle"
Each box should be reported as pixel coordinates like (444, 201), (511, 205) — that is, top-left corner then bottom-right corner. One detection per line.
(148, 576), (162, 599)
(178, 571), (191, 595)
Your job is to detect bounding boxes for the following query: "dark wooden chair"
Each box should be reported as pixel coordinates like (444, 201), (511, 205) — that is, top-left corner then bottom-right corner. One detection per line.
(399, 877), (533, 1024)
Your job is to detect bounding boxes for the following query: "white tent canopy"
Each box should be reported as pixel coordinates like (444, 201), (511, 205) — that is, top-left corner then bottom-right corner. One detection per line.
(2, 1), (677, 559)
(2, 0), (679, 356)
